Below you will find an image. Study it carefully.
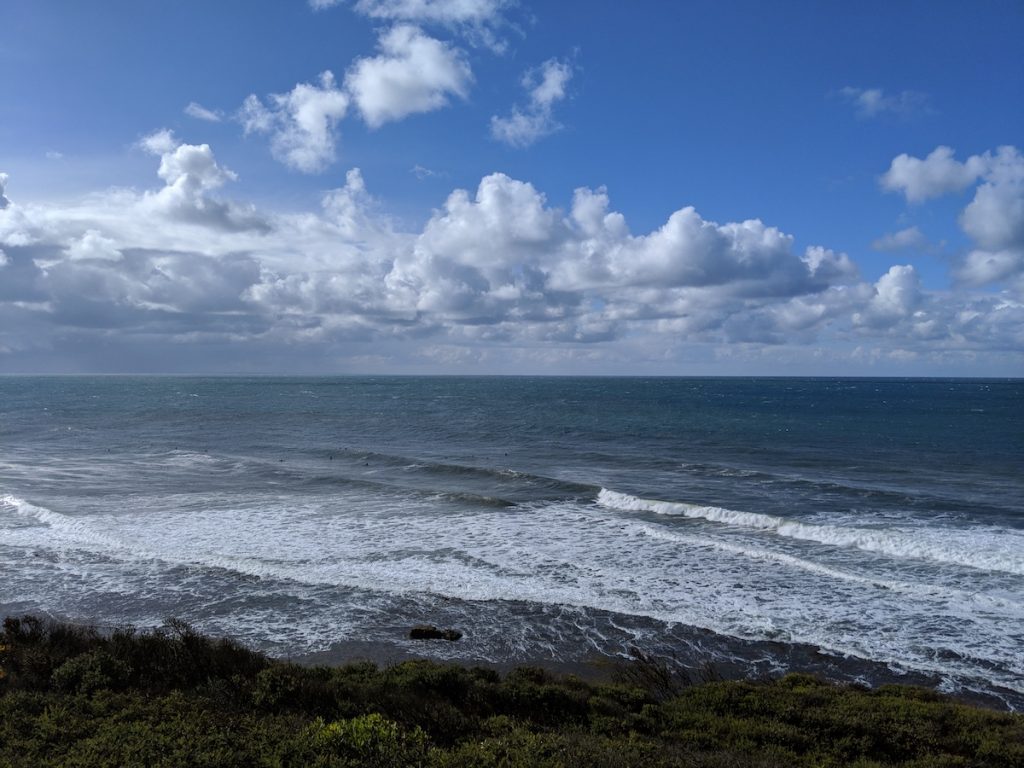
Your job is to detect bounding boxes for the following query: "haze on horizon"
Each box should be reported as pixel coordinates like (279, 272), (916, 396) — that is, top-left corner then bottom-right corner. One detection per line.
(1, 0), (1022, 377)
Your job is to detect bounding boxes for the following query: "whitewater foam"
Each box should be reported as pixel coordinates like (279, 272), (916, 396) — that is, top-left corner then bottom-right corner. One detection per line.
(629, 522), (1024, 615)
(3, 489), (1023, 698)
(597, 489), (1024, 576)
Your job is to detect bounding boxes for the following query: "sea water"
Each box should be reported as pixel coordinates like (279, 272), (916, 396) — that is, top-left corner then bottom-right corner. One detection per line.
(1, 376), (1021, 708)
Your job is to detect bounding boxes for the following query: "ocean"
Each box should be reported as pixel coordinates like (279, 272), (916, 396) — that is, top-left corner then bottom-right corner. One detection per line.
(1, 376), (1021, 708)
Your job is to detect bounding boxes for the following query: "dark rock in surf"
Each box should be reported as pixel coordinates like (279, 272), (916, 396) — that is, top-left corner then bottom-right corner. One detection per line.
(409, 625), (462, 641)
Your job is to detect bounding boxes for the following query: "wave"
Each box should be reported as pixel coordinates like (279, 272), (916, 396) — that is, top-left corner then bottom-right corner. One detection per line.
(628, 522), (1024, 614)
(597, 489), (1024, 576)
(0, 492), (521, 595)
(0, 493), (334, 587)
(290, 474), (518, 508)
(158, 446), (598, 500)
(1, 494), (131, 554)
(428, 492), (516, 509)
(4, 491), (1022, 698)
(323, 449), (596, 493)
(598, 489), (783, 528)
(677, 462), (1018, 519)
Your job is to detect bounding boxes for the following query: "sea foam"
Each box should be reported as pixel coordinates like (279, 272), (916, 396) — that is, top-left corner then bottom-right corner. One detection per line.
(597, 489), (1024, 576)
(4, 489), (1023, 698)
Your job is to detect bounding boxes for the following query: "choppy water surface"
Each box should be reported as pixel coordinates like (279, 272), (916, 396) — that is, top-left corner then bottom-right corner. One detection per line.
(1, 376), (1021, 708)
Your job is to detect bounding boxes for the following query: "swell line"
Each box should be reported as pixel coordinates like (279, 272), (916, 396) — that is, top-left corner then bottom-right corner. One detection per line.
(597, 489), (1024, 576)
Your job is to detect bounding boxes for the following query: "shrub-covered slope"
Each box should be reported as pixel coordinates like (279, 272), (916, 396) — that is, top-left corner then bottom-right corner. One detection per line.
(1, 616), (1021, 767)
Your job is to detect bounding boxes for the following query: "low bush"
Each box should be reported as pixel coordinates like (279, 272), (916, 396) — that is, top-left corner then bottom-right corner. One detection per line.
(1, 615), (1021, 767)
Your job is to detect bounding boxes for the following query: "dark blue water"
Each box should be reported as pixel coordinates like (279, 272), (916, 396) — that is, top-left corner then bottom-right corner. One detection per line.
(1, 377), (1021, 707)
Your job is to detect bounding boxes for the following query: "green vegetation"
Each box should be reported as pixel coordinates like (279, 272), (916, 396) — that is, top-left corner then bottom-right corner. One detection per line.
(1, 615), (1021, 767)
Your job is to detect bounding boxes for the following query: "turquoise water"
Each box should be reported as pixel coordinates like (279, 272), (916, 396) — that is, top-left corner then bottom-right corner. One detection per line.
(1, 377), (1022, 706)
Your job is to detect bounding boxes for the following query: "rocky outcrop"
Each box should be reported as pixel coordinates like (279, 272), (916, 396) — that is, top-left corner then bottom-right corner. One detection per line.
(408, 625), (462, 641)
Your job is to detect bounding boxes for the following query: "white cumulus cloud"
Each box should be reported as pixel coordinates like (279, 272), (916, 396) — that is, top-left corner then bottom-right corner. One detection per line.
(959, 146), (1024, 286)
(143, 132), (236, 191)
(881, 145), (1024, 288)
(137, 129), (265, 232)
(346, 25), (472, 127)
(0, 173), (10, 210)
(1, 146), (1019, 374)
(802, 246), (859, 284)
(491, 58), (573, 147)
(65, 230), (123, 262)
(240, 71), (349, 173)
(854, 265), (921, 328)
(881, 146), (987, 203)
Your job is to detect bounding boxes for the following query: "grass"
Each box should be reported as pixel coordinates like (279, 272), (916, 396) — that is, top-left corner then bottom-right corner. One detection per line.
(0, 614), (1021, 767)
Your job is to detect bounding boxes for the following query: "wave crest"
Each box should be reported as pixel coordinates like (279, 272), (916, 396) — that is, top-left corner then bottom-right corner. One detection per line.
(596, 489), (1024, 575)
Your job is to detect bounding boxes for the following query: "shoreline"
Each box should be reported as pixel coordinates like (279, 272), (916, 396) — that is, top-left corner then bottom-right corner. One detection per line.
(279, 626), (1022, 713)
(6, 604), (1021, 713)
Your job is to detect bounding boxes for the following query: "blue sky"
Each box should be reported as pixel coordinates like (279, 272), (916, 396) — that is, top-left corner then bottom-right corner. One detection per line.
(1, 0), (1021, 375)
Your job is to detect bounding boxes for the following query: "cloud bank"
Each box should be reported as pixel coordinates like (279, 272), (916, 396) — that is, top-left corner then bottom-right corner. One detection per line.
(0, 141), (1021, 373)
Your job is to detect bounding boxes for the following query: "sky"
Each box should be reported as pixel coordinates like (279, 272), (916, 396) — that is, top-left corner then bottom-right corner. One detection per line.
(0, 0), (1022, 376)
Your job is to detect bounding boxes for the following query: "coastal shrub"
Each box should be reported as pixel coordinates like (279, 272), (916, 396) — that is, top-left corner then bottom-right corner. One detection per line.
(319, 713), (428, 762)
(377, 660), (500, 741)
(431, 727), (680, 768)
(1, 616), (103, 691)
(51, 650), (131, 695)
(53, 692), (282, 768)
(282, 713), (429, 767)
(384, 659), (484, 702)
(253, 663), (338, 717)
(154, 618), (270, 690)
(611, 646), (693, 702)
(2, 615), (1023, 768)
(324, 661), (388, 720)
(499, 665), (592, 726)
(0, 614), (270, 697)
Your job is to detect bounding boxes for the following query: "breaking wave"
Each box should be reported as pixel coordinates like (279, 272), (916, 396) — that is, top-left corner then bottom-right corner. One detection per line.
(597, 489), (1024, 576)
